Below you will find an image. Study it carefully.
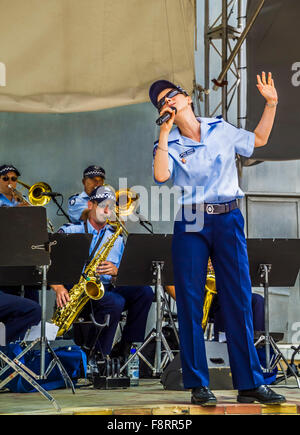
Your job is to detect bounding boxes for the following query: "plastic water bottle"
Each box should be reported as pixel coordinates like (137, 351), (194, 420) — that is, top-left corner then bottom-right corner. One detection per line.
(127, 346), (139, 386)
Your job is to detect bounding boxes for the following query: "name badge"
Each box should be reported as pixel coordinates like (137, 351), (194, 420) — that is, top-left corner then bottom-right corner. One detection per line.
(179, 148), (195, 163)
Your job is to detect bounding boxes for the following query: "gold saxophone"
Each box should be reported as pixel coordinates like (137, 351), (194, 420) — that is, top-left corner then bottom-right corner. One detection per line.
(52, 223), (123, 337)
(201, 258), (217, 331)
(165, 258), (217, 331)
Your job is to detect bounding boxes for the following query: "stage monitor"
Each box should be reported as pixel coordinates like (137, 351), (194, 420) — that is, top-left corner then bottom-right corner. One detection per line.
(245, 0), (300, 163)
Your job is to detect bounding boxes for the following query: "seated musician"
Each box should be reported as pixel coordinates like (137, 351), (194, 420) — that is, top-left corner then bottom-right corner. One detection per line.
(52, 185), (154, 360)
(68, 165), (106, 224)
(0, 164), (39, 304)
(0, 291), (41, 346)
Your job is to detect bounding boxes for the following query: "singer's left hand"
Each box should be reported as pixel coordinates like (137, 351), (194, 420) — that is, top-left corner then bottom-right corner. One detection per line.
(256, 72), (278, 104)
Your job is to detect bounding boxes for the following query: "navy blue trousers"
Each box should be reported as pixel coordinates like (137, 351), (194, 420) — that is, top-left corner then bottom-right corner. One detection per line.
(82, 285), (154, 356)
(172, 207), (265, 390)
(212, 293), (277, 385)
(0, 286), (40, 304)
(212, 293), (265, 340)
(0, 291), (41, 343)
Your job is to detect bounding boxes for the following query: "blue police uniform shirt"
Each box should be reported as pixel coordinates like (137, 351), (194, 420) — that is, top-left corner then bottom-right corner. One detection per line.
(153, 117), (255, 204)
(0, 193), (20, 207)
(68, 191), (90, 223)
(58, 220), (124, 284)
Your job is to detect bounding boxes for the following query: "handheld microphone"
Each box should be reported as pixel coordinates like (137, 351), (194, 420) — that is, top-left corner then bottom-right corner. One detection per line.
(41, 192), (62, 197)
(156, 107), (177, 126)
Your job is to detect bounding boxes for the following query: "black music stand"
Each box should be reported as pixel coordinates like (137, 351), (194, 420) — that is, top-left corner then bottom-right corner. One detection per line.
(247, 238), (300, 388)
(0, 209), (92, 410)
(0, 207), (57, 407)
(116, 233), (178, 377)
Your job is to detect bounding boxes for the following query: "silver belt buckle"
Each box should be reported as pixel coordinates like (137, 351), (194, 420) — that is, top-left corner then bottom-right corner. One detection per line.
(206, 204), (215, 214)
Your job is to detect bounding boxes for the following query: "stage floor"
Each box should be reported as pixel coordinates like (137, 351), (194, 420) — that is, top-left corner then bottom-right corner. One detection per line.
(0, 378), (300, 415)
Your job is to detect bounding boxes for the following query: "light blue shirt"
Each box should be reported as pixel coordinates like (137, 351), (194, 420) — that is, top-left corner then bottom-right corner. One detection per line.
(0, 193), (20, 207)
(153, 116), (255, 204)
(68, 191), (90, 223)
(58, 220), (124, 284)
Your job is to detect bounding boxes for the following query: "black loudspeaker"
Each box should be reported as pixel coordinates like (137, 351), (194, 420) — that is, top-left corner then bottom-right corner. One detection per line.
(161, 341), (233, 390)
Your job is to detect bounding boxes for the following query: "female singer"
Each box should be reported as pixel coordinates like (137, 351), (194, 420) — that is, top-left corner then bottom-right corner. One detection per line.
(149, 73), (285, 406)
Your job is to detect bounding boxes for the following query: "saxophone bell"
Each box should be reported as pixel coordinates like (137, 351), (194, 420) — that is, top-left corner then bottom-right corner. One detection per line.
(85, 278), (105, 300)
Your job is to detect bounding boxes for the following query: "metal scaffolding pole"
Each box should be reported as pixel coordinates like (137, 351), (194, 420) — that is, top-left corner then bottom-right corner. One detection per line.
(201, 0), (265, 126)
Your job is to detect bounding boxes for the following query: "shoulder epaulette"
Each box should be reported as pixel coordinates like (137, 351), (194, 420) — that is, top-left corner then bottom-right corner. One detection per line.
(68, 193), (80, 206)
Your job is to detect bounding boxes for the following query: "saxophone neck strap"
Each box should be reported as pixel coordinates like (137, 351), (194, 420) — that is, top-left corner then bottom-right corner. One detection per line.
(84, 220), (107, 265)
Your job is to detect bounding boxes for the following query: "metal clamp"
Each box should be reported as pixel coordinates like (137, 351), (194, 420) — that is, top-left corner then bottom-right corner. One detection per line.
(31, 240), (57, 250)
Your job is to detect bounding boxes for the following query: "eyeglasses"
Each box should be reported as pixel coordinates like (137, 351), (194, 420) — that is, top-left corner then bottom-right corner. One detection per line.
(1, 176), (18, 182)
(157, 89), (183, 112)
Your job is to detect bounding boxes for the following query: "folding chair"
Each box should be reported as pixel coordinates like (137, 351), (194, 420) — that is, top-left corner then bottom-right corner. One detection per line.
(0, 322), (61, 411)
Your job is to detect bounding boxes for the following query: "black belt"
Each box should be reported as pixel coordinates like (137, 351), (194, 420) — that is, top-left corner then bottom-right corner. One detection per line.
(191, 200), (238, 215)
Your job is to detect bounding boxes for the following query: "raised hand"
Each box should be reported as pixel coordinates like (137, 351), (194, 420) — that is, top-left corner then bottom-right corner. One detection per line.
(256, 72), (278, 104)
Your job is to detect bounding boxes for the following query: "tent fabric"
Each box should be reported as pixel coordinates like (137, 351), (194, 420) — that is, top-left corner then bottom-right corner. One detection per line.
(246, 0), (300, 162)
(0, 0), (195, 113)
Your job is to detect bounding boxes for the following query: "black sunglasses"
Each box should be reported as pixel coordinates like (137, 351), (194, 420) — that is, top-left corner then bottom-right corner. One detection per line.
(1, 176), (18, 182)
(157, 89), (183, 112)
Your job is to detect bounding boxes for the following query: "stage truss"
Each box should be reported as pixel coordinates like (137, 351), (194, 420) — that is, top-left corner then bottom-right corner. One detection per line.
(194, 0), (265, 169)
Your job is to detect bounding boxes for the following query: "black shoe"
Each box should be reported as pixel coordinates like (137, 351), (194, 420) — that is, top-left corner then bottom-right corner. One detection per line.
(237, 385), (286, 404)
(191, 387), (217, 406)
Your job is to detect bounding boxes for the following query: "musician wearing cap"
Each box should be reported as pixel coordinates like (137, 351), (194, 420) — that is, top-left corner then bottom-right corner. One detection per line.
(0, 164), (24, 207)
(150, 73), (285, 405)
(68, 165), (106, 224)
(52, 185), (153, 360)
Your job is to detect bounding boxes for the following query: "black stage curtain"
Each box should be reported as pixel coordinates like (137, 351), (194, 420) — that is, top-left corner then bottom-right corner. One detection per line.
(245, 0), (300, 164)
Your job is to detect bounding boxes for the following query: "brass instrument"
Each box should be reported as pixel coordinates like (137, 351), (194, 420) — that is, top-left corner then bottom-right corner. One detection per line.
(115, 188), (139, 216)
(9, 181), (54, 231)
(164, 258), (217, 331)
(16, 180), (52, 206)
(8, 184), (31, 206)
(52, 186), (136, 337)
(201, 259), (217, 331)
(52, 224), (122, 337)
(109, 186), (139, 236)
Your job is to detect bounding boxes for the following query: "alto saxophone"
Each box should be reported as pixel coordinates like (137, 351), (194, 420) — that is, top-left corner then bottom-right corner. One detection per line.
(52, 223), (123, 337)
(201, 258), (217, 331)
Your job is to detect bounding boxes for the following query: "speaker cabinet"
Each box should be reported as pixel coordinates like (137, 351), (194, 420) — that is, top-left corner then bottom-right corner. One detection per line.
(161, 341), (233, 390)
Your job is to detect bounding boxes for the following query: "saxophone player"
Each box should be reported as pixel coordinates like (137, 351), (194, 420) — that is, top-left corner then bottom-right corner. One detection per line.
(52, 185), (153, 360)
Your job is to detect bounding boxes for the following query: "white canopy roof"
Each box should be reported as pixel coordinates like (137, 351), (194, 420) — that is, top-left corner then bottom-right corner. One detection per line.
(0, 0), (195, 113)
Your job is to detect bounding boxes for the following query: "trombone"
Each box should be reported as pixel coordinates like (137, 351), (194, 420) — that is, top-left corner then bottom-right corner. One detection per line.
(15, 180), (52, 206)
(105, 185), (139, 237)
(9, 180), (55, 231)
